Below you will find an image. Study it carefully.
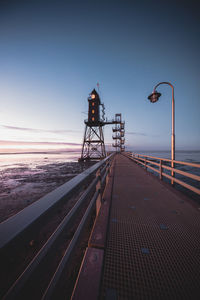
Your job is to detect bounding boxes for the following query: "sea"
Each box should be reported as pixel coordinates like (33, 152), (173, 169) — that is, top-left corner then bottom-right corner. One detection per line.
(0, 151), (81, 171)
(0, 151), (86, 222)
(1, 150), (200, 171)
(135, 150), (200, 164)
(0, 150), (199, 212)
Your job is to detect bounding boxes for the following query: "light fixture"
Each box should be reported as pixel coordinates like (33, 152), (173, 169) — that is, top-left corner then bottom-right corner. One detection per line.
(148, 91), (161, 103)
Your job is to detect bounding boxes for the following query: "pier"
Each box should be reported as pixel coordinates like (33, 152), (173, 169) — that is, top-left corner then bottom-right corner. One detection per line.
(72, 153), (200, 299)
(0, 152), (200, 299)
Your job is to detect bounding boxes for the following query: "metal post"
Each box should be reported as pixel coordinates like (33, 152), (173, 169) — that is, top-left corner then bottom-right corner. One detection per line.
(159, 160), (163, 180)
(153, 82), (175, 185)
(81, 125), (87, 159)
(96, 169), (101, 216)
(106, 162), (111, 184)
(171, 86), (175, 184)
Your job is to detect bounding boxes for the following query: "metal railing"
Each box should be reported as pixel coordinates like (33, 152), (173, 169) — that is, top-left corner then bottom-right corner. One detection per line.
(42, 161), (112, 300)
(0, 153), (114, 249)
(125, 152), (200, 196)
(1, 153), (114, 299)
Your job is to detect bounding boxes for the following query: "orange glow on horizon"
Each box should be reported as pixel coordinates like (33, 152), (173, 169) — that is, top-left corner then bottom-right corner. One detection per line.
(0, 141), (81, 153)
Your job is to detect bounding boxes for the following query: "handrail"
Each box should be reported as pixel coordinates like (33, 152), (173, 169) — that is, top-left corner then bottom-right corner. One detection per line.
(125, 152), (200, 196)
(2, 155), (114, 299)
(129, 152), (200, 168)
(0, 153), (114, 249)
(130, 155), (200, 181)
(42, 160), (112, 299)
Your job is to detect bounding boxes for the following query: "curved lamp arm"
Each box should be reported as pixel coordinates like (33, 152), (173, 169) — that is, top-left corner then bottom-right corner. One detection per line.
(149, 81), (175, 163)
(154, 81), (174, 91)
(153, 82), (175, 158)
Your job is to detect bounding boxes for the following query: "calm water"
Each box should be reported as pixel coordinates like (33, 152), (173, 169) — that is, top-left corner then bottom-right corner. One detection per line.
(0, 150), (199, 173)
(0, 150), (199, 201)
(0, 151), (81, 171)
(0, 151), (90, 222)
(1, 150), (199, 168)
(134, 150), (200, 164)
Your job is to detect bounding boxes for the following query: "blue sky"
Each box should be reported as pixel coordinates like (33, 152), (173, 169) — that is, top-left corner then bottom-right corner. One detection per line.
(0, 0), (199, 152)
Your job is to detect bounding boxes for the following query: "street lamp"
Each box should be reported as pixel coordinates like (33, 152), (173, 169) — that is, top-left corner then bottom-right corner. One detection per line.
(148, 82), (175, 184)
(148, 91), (161, 103)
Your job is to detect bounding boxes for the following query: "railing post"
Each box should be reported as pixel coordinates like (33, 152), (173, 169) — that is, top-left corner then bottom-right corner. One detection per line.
(145, 159), (147, 170)
(106, 162), (111, 184)
(159, 160), (163, 180)
(171, 159), (174, 185)
(96, 169), (101, 216)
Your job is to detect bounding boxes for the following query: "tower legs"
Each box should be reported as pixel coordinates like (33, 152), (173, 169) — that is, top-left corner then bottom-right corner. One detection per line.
(80, 125), (106, 161)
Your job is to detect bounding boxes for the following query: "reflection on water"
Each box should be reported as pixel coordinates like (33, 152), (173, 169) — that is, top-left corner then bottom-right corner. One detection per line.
(0, 150), (199, 221)
(0, 151), (81, 171)
(0, 151), (93, 222)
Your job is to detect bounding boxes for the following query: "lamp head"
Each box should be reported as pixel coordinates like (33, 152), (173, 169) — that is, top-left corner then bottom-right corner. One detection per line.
(90, 88), (99, 100)
(148, 90), (161, 103)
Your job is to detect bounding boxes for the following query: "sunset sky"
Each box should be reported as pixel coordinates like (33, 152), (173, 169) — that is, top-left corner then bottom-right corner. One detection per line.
(0, 0), (199, 153)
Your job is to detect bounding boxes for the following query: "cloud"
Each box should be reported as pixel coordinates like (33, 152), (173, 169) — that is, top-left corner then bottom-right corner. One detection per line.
(1, 125), (81, 134)
(0, 140), (81, 146)
(50, 129), (81, 134)
(126, 131), (147, 136)
(2, 125), (38, 132)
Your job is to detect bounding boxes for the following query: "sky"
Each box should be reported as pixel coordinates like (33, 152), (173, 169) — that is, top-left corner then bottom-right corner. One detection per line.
(0, 0), (200, 153)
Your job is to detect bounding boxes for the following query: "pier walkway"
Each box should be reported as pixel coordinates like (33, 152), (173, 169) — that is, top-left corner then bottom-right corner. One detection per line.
(73, 153), (200, 299)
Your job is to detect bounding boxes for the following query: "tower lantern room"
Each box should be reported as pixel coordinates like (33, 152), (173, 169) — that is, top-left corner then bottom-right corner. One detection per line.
(88, 89), (101, 126)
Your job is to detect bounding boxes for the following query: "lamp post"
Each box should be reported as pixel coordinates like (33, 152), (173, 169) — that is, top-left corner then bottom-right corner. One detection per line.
(148, 82), (175, 184)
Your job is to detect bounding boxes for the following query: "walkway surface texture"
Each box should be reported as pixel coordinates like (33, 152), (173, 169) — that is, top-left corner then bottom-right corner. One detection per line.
(100, 154), (200, 299)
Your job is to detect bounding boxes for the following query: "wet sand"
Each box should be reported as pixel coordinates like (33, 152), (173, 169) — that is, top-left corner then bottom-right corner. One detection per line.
(0, 161), (94, 223)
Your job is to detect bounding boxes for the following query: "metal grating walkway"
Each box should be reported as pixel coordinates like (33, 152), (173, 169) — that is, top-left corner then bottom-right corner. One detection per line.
(100, 154), (200, 299)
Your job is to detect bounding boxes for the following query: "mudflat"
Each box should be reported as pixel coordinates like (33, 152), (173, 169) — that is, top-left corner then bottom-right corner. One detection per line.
(0, 161), (93, 222)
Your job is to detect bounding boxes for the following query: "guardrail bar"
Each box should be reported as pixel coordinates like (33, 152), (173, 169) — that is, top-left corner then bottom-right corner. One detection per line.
(0, 154), (114, 249)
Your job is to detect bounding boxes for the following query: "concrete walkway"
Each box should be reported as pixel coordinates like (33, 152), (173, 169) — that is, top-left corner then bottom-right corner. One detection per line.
(100, 154), (200, 299)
